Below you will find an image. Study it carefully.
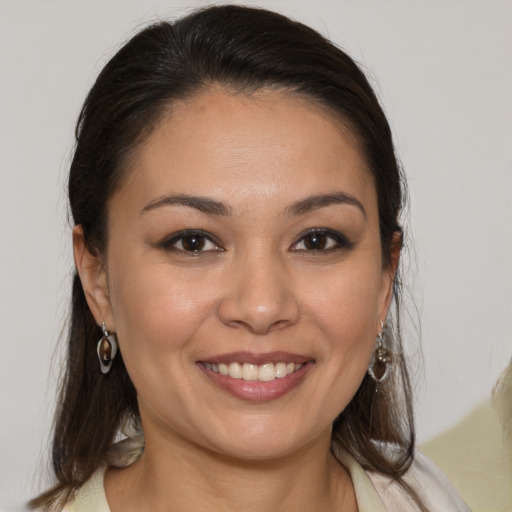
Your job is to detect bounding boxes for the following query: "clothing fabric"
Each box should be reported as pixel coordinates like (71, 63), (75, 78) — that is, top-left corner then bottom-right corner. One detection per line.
(64, 439), (470, 511)
(335, 448), (470, 511)
(420, 361), (512, 511)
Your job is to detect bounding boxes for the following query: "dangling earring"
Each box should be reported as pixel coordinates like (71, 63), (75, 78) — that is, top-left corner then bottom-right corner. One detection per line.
(97, 322), (118, 374)
(368, 321), (392, 382)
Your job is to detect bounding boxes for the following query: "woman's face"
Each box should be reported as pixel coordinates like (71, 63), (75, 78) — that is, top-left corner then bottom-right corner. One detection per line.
(85, 88), (395, 459)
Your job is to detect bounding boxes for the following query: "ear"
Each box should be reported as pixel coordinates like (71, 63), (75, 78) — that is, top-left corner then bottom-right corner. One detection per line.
(377, 230), (402, 329)
(73, 225), (114, 330)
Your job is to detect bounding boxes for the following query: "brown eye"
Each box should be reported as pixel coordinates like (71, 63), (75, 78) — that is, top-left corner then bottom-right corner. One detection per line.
(291, 229), (352, 253)
(303, 232), (327, 250)
(161, 230), (222, 253)
(181, 234), (207, 251)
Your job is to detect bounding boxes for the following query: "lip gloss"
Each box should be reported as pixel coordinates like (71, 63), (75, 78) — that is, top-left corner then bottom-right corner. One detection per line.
(197, 360), (313, 401)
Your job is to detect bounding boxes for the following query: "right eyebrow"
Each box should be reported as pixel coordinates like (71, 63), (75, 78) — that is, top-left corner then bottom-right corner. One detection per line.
(140, 194), (231, 216)
(286, 191), (367, 218)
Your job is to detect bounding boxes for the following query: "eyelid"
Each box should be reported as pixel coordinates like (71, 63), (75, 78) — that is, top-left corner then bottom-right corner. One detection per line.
(290, 228), (353, 252)
(159, 229), (224, 253)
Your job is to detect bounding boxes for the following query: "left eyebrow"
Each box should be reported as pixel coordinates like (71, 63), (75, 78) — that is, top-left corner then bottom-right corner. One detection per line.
(140, 194), (231, 216)
(286, 191), (367, 218)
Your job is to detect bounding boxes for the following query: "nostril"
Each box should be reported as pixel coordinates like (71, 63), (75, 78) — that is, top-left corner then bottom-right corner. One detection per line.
(268, 319), (292, 332)
(222, 314), (296, 335)
(217, 267), (301, 333)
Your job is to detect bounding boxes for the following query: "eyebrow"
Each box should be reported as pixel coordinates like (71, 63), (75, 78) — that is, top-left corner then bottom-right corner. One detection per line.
(286, 192), (367, 218)
(140, 191), (366, 218)
(141, 194), (231, 216)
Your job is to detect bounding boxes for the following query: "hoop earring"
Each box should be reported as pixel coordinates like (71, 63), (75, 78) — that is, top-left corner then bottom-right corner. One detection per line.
(97, 322), (118, 374)
(368, 321), (392, 382)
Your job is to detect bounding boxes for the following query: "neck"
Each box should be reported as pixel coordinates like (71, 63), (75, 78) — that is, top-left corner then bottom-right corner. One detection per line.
(104, 429), (356, 512)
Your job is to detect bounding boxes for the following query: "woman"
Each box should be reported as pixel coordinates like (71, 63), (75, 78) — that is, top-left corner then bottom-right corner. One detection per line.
(31, 5), (469, 511)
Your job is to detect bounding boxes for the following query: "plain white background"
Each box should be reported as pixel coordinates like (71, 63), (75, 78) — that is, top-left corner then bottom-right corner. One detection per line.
(1, 0), (511, 509)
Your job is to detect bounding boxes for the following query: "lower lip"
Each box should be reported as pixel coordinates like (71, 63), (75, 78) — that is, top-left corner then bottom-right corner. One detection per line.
(198, 362), (313, 402)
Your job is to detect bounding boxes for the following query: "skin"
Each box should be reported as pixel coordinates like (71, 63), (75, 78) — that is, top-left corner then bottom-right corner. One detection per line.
(74, 88), (398, 511)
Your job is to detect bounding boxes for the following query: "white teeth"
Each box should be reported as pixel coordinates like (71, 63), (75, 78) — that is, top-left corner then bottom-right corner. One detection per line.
(242, 363), (259, 381)
(205, 361), (305, 382)
(259, 363), (275, 381)
(275, 362), (288, 378)
(228, 362), (243, 379)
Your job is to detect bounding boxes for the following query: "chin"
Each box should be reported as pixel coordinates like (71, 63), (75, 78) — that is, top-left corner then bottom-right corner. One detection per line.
(201, 416), (323, 462)
(212, 437), (302, 462)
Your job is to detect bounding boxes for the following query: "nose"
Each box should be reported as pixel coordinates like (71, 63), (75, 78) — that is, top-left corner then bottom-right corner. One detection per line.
(218, 253), (300, 335)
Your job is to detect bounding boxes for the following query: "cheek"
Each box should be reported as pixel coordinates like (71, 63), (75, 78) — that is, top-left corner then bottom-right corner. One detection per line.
(290, 264), (382, 424)
(108, 258), (220, 361)
(303, 262), (382, 344)
(299, 260), (383, 405)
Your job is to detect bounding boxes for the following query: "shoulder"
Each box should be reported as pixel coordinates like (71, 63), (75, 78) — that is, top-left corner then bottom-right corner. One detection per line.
(62, 466), (110, 512)
(61, 436), (144, 512)
(367, 450), (471, 512)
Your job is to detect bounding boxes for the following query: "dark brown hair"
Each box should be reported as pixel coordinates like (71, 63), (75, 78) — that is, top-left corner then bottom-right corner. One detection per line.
(31, 4), (421, 510)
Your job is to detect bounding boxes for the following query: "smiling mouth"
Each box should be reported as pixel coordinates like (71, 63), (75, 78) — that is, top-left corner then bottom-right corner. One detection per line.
(197, 352), (314, 401)
(201, 361), (304, 382)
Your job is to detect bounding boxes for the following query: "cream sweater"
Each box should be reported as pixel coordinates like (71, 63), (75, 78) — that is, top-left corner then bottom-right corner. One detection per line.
(64, 440), (470, 511)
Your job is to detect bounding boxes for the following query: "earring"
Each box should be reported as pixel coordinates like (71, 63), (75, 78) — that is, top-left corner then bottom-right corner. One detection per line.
(368, 321), (392, 382)
(97, 322), (118, 374)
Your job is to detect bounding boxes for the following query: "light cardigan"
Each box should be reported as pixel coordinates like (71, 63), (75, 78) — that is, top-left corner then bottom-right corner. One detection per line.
(64, 439), (470, 512)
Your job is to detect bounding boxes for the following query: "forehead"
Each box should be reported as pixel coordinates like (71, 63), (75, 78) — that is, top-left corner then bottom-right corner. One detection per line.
(118, 87), (376, 214)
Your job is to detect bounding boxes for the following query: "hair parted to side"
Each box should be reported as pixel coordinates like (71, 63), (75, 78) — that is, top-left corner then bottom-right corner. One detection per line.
(31, 5), (421, 510)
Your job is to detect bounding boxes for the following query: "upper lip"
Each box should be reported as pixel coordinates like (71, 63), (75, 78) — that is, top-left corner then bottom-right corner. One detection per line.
(198, 351), (312, 365)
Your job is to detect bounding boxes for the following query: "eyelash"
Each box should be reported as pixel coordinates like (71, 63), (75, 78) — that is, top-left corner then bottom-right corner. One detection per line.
(290, 228), (353, 254)
(159, 230), (223, 254)
(160, 228), (352, 255)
